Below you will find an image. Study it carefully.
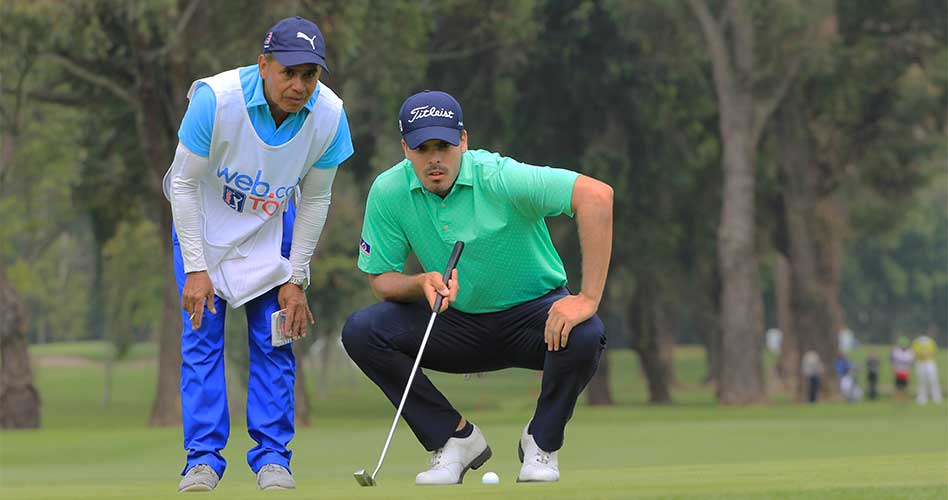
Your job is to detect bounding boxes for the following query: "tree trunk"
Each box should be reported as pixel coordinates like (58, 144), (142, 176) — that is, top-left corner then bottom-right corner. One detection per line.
(293, 340), (311, 427)
(690, 0), (806, 404)
(775, 253), (800, 397)
(774, 97), (842, 401)
(702, 326), (721, 385)
(700, 276), (721, 385)
(717, 129), (766, 404)
(150, 209), (183, 426)
(103, 357), (113, 408)
(629, 279), (673, 403)
(147, 0), (205, 426)
(0, 274), (40, 428)
(585, 351), (613, 406)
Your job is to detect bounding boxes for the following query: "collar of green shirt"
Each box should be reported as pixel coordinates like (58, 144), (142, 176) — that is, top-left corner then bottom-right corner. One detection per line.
(407, 150), (474, 194)
(246, 72), (318, 114)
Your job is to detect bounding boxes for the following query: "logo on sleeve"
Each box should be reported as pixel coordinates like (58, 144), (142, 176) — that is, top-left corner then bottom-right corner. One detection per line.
(223, 186), (246, 212)
(359, 238), (371, 256)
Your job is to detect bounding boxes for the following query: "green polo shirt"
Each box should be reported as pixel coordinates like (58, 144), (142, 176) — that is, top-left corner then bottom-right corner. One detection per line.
(358, 149), (579, 313)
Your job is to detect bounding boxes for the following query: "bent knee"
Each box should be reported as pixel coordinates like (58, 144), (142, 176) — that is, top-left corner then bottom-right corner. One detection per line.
(341, 309), (373, 356)
(567, 316), (606, 359)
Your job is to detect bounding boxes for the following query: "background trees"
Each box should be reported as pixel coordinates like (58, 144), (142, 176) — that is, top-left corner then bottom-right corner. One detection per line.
(1, 0), (943, 426)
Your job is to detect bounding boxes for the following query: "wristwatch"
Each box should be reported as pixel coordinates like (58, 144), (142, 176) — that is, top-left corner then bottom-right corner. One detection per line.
(288, 275), (309, 290)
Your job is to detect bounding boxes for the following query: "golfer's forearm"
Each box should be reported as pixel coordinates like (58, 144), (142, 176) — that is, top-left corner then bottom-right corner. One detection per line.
(368, 272), (427, 302)
(288, 167), (337, 279)
(572, 175), (613, 305)
(168, 143), (209, 272)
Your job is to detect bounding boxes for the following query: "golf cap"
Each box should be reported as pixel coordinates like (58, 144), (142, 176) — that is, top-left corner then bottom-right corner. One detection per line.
(399, 90), (464, 149)
(263, 16), (330, 73)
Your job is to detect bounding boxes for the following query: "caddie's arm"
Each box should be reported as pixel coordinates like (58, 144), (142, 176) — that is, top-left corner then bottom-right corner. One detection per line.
(280, 167), (338, 340)
(543, 175), (613, 351)
(168, 142), (218, 329)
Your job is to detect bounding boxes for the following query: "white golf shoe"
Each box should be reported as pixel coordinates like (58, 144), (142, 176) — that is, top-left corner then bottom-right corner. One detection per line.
(517, 422), (559, 482)
(415, 424), (492, 485)
(177, 464), (219, 492)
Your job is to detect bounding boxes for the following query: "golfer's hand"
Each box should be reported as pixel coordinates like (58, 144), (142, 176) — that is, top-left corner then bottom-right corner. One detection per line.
(545, 293), (597, 351)
(278, 282), (314, 340)
(182, 271), (217, 330)
(419, 269), (458, 313)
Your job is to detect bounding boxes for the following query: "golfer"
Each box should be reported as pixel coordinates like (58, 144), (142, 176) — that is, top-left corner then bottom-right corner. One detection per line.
(343, 90), (612, 484)
(162, 16), (353, 492)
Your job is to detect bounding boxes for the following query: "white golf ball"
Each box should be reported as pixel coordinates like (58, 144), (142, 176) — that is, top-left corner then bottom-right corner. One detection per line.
(481, 471), (500, 485)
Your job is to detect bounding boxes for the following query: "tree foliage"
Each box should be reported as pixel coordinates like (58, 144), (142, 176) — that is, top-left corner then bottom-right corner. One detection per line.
(0, 0), (943, 411)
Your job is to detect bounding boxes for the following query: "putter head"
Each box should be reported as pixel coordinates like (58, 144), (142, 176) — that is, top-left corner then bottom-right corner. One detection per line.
(353, 469), (376, 487)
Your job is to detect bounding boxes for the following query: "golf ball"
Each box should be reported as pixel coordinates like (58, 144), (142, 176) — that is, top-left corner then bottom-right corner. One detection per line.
(481, 471), (500, 485)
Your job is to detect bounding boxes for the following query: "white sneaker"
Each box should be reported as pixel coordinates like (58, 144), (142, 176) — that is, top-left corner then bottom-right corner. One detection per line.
(178, 464), (219, 492)
(517, 422), (559, 482)
(256, 464), (296, 490)
(415, 424), (492, 485)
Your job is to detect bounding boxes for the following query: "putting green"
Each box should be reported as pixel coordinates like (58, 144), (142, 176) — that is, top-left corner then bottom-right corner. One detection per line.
(1, 343), (944, 499)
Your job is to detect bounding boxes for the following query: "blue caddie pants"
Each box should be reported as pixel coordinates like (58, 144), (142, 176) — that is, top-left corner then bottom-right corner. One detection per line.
(171, 205), (296, 478)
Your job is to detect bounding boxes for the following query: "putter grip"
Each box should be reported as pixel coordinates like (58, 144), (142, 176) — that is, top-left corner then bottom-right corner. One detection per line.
(432, 241), (465, 313)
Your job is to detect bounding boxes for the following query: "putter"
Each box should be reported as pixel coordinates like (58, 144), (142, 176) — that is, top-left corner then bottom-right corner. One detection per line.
(354, 240), (465, 487)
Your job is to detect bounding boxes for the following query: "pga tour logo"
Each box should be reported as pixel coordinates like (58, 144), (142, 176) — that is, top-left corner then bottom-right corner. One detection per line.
(359, 238), (371, 256)
(223, 186), (247, 212)
(217, 165), (299, 216)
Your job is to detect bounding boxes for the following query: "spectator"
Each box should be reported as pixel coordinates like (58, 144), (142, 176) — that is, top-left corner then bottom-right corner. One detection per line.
(866, 355), (880, 401)
(801, 350), (824, 403)
(912, 334), (942, 405)
(835, 354), (860, 402)
(891, 337), (915, 402)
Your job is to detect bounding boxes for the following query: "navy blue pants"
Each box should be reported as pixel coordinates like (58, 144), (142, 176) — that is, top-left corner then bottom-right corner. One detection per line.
(342, 287), (606, 452)
(171, 205), (296, 479)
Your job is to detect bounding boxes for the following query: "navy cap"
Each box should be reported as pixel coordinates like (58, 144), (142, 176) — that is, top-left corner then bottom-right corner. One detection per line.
(398, 90), (464, 149)
(263, 16), (330, 73)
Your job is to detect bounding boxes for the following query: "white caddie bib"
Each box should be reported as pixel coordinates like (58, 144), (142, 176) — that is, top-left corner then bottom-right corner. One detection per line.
(163, 68), (342, 306)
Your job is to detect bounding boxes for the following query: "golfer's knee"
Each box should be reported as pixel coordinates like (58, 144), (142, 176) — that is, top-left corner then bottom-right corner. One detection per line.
(341, 309), (373, 359)
(567, 316), (606, 365)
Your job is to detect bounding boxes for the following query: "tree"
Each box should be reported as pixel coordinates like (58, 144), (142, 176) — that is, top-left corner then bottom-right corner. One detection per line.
(0, 272), (40, 428)
(768, 0), (946, 398)
(688, 0), (828, 404)
(24, 0), (272, 425)
(101, 218), (164, 406)
(514, 0), (725, 403)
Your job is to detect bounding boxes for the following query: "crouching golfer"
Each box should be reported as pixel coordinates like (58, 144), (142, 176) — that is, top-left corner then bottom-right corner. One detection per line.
(343, 90), (612, 484)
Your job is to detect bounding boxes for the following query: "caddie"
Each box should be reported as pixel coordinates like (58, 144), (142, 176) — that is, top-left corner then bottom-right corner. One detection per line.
(162, 16), (353, 492)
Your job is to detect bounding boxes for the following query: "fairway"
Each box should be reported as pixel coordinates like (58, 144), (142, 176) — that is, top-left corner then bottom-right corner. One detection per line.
(0, 343), (945, 500)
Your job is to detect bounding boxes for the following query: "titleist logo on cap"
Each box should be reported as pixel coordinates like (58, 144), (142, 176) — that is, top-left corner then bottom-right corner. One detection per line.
(407, 106), (455, 123)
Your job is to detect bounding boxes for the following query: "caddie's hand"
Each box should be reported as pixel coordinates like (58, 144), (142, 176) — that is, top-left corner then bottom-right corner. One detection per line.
(182, 271), (217, 330)
(419, 269), (458, 313)
(544, 293), (597, 351)
(278, 282), (314, 340)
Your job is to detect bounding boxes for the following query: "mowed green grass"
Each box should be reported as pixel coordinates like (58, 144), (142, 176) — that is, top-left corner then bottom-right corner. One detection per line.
(0, 342), (945, 500)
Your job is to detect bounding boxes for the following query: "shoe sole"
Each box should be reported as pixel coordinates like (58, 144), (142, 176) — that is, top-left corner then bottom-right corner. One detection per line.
(416, 445), (493, 486)
(178, 484), (214, 492)
(457, 445), (492, 484)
